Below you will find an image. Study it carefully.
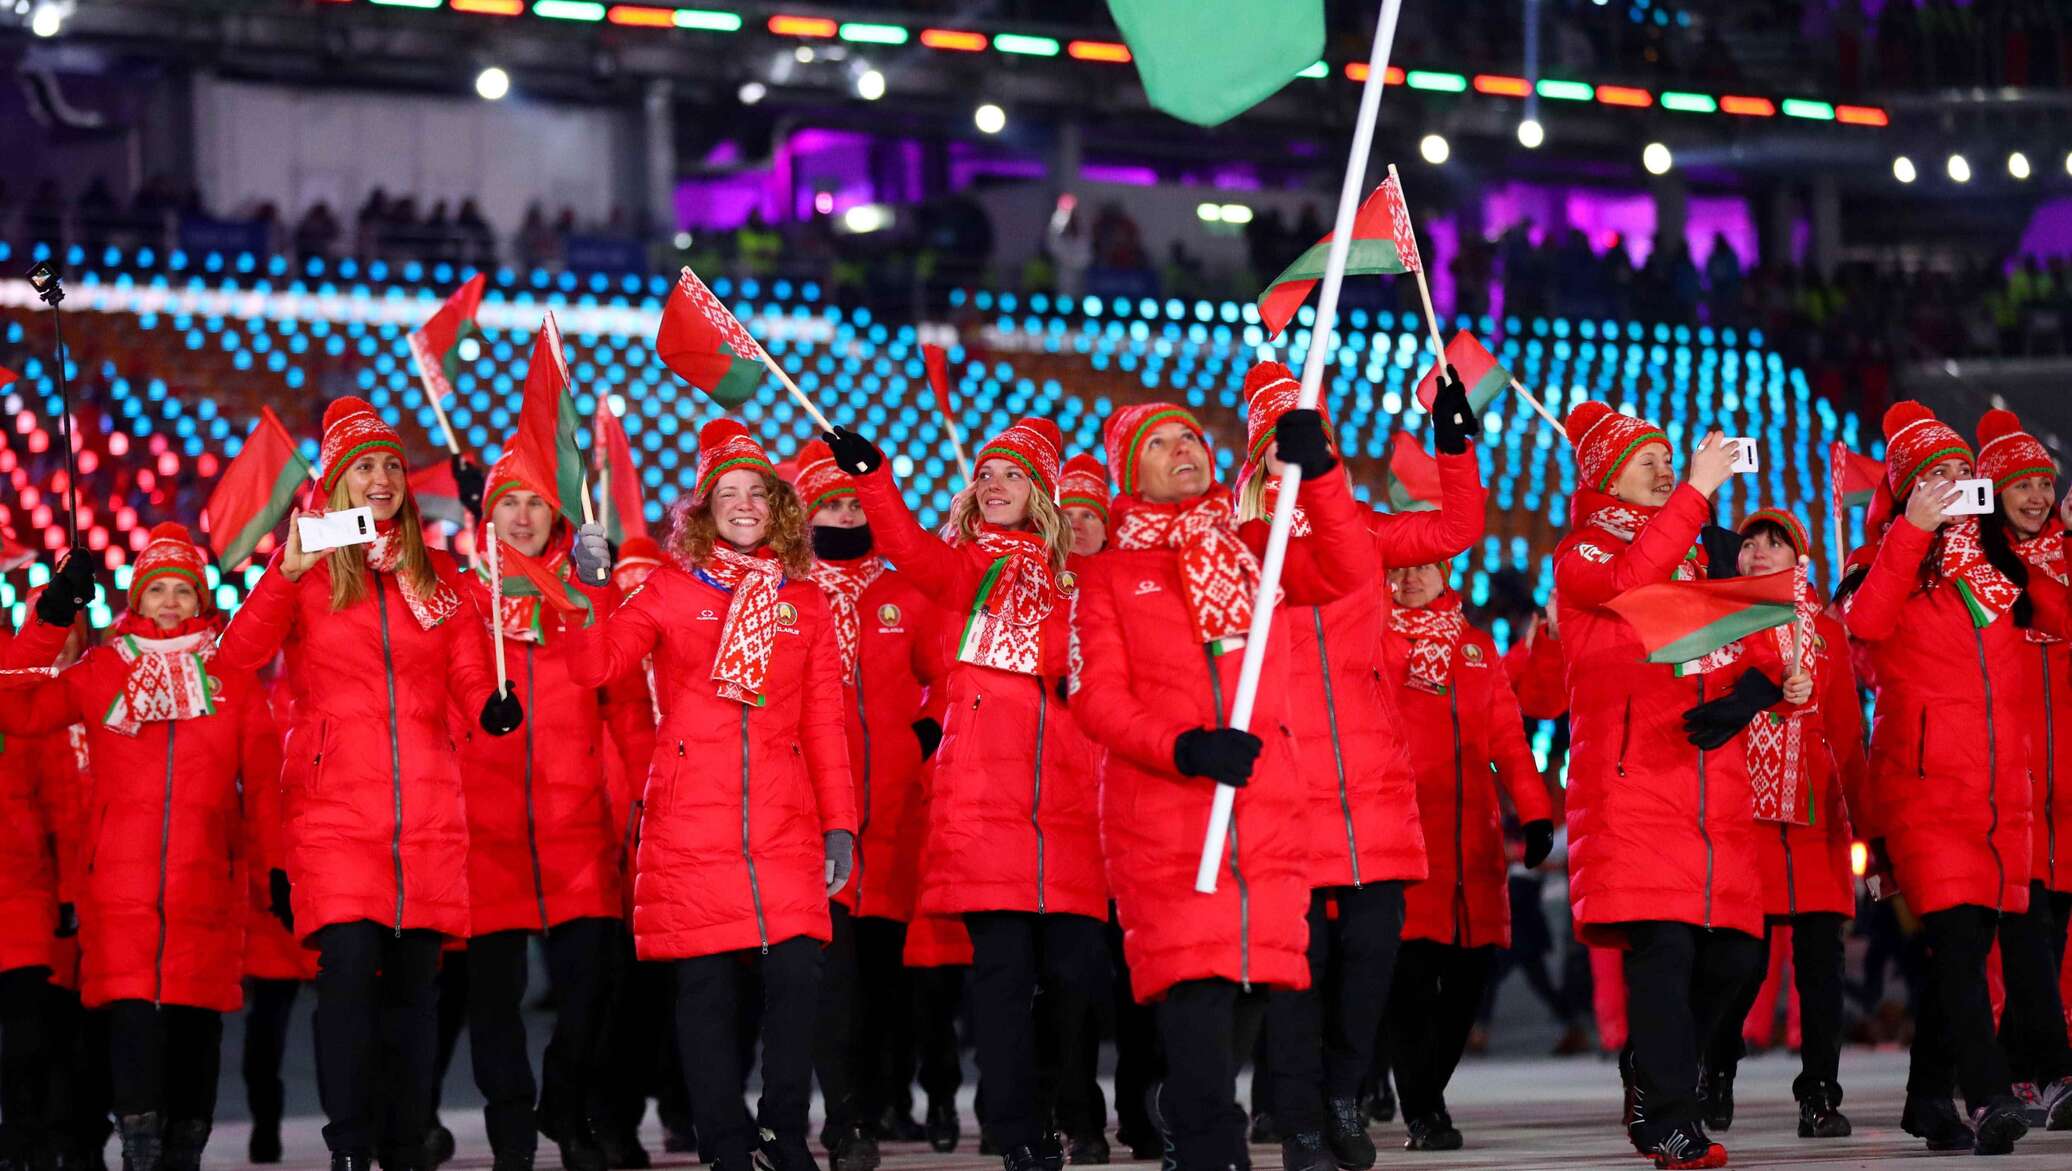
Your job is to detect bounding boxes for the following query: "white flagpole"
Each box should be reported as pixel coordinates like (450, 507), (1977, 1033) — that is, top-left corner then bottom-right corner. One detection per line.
(1196, 0), (1406, 893)
(485, 522), (508, 695)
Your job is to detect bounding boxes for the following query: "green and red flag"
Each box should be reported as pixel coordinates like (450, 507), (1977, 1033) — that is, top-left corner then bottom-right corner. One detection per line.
(1106, 0), (1324, 127)
(409, 461), (466, 529)
(407, 273), (487, 408)
(591, 400), (647, 544)
(481, 538), (595, 638)
(1416, 331), (1510, 413)
(1384, 430), (1439, 513)
(203, 406), (314, 571)
(1603, 568), (1797, 666)
(1830, 442), (1882, 512)
(921, 343), (957, 421)
(657, 266), (766, 408)
(0, 366), (18, 392)
(1259, 174), (1420, 339)
(511, 313), (587, 526)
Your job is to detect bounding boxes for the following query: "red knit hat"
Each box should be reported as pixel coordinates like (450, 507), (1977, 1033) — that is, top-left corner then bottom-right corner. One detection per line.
(1882, 401), (1972, 499)
(1105, 401), (1209, 498)
(692, 419), (776, 506)
(614, 535), (665, 582)
(1738, 507), (1811, 559)
(975, 416), (1064, 500)
(1565, 401), (1670, 492)
(130, 522), (209, 609)
(791, 439), (856, 515)
(1238, 359), (1333, 485)
(1975, 407), (2056, 491)
(481, 448), (536, 515)
(1058, 454), (1111, 524)
(319, 396), (406, 494)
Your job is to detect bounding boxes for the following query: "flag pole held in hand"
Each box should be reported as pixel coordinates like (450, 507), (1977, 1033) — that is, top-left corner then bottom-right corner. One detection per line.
(1387, 163), (1448, 365)
(485, 521), (508, 695)
(922, 342), (974, 485)
(1196, 0), (1407, 894)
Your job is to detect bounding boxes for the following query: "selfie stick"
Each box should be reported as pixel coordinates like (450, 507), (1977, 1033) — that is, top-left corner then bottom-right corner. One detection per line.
(25, 263), (80, 549)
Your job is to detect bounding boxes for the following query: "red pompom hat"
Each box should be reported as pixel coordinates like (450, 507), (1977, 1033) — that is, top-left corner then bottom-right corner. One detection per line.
(790, 439), (857, 515)
(1058, 454), (1111, 524)
(1105, 402), (1209, 498)
(1738, 507), (1811, 559)
(318, 396), (406, 495)
(974, 416), (1064, 500)
(691, 419), (776, 506)
(1975, 407), (2056, 491)
(1881, 401), (1972, 499)
(1564, 400), (1670, 493)
(130, 522), (209, 610)
(1237, 359), (1333, 486)
(614, 535), (665, 580)
(481, 448), (536, 516)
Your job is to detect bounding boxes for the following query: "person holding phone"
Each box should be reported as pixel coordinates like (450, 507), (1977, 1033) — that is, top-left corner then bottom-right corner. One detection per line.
(559, 419), (856, 1171)
(214, 396), (521, 1171)
(1842, 401), (2043, 1154)
(1552, 401), (1768, 1169)
(1974, 408), (2072, 1129)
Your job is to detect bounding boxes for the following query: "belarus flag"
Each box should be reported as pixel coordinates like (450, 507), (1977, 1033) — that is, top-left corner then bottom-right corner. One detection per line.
(1603, 569), (1797, 666)
(510, 313), (587, 527)
(657, 266), (767, 408)
(1384, 430), (1439, 513)
(1257, 174), (1420, 340)
(203, 407), (313, 571)
(1415, 331), (1511, 414)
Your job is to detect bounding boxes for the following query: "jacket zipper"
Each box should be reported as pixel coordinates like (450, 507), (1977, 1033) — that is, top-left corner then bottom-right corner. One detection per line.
(853, 663), (871, 908)
(1314, 609), (1360, 886)
(740, 707), (769, 953)
(1448, 683), (1468, 945)
(523, 643), (549, 934)
(1974, 627), (2006, 912)
(1779, 821), (1797, 918)
(2044, 645), (2059, 888)
(1616, 697), (1633, 777)
(1916, 708), (1927, 779)
(1032, 683), (1048, 914)
(1695, 675), (1714, 929)
(373, 575), (407, 935)
(155, 723), (176, 1005)
(1203, 645), (1250, 989)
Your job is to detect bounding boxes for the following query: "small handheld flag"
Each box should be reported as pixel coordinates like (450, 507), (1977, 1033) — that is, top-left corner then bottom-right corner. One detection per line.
(406, 274), (486, 454)
(511, 313), (588, 527)
(203, 407), (318, 571)
(1603, 569), (1798, 666)
(1257, 176), (1417, 339)
(1384, 431), (1439, 513)
(657, 267), (767, 408)
(1415, 331), (1510, 413)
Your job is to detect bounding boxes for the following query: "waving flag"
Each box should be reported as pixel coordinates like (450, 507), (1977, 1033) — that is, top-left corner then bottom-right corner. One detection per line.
(511, 313), (586, 525)
(1106, 0), (1324, 127)
(1415, 331), (1511, 413)
(657, 267), (766, 408)
(409, 461), (466, 529)
(491, 540), (595, 624)
(1259, 175), (1419, 339)
(1604, 569), (1797, 666)
(0, 524), (34, 572)
(0, 366), (18, 392)
(1830, 442), (1883, 512)
(203, 407), (314, 571)
(407, 273), (487, 407)
(592, 401), (647, 544)
(1384, 430), (1439, 513)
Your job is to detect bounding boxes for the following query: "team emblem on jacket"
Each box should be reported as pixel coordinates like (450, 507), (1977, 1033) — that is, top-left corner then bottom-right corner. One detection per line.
(1462, 644), (1483, 663)
(776, 602), (799, 626)
(878, 603), (900, 625)
(1058, 570), (1077, 594)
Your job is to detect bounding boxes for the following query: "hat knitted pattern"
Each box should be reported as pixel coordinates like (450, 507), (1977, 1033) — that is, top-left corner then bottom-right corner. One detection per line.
(319, 397), (406, 494)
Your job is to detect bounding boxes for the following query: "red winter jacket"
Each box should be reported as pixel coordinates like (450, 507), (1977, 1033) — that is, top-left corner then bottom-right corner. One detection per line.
(241, 678), (313, 982)
(0, 614), (69, 682)
(1284, 453), (1486, 889)
(1554, 486), (1765, 944)
(1, 625), (276, 1011)
(2012, 566), (2072, 894)
(852, 467), (1107, 921)
(1073, 472), (1379, 1002)
(1845, 519), (2047, 916)
(0, 720), (73, 976)
(1385, 603), (1552, 948)
(598, 665), (658, 921)
(215, 551), (498, 942)
(455, 574), (639, 937)
(1502, 622), (1569, 721)
(562, 564), (857, 960)
(1738, 613), (1866, 920)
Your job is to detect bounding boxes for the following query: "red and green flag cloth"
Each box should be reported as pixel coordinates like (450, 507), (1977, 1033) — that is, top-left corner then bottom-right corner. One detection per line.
(921, 342), (957, 424)
(1416, 331), (1510, 413)
(480, 539), (595, 642)
(1106, 0), (1323, 128)
(511, 313), (587, 527)
(1384, 431), (1439, 513)
(0, 366), (18, 391)
(592, 401), (647, 545)
(657, 266), (766, 408)
(407, 273), (487, 408)
(1830, 442), (1882, 512)
(1258, 174), (1421, 339)
(203, 406), (313, 571)
(409, 461), (467, 529)
(1603, 567), (1797, 667)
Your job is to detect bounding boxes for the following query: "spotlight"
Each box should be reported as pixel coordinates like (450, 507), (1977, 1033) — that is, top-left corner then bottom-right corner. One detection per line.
(975, 103), (1006, 134)
(2066, 151), (2072, 177)
(856, 69), (885, 101)
(1947, 153), (1971, 183)
(1893, 155), (1916, 183)
(29, 2), (62, 38)
(1419, 133), (1449, 164)
(2009, 151), (2031, 180)
(1516, 119), (1544, 149)
(672, 232), (693, 250)
(1642, 142), (1673, 175)
(474, 67), (510, 101)
(738, 81), (767, 105)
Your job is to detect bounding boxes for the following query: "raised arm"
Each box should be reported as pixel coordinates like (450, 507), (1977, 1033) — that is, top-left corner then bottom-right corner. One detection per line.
(800, 605), (858, 835)
(1371, 449), (1489, 569)
(851, 466), (978, 612)
(214, 556), (305, 672)
(1554, 483), (1711, 609)
(1842, 518), (1931, 643)
(0, 663), (87, 737)
(0, 614), (71, 677)
(1273, 470), (1386, 606)
(560, 576), (667, 689)
(1070, 566), (1199, 775)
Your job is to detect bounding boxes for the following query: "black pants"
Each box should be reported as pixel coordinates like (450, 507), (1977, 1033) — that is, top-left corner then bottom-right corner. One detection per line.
(105, 1001), (221, 1123)
(1910, 904), (2015, 1111)
(468, 917), (620, 1155)
(1108, 914), (1160, 1144)
(243, 979), (303, 1130)
(1619, 921), (1764, 1129)
(909, 965), (966, 1106)
(0, 966), (52, 1158)
(427, 948), (468, 1123)
(599, 928), (688, 1140)
(1495, 874), (1578, 1026)
(1155, 979), (1263, 1171)
(1997, 883), (2072, 1085)
(675, 936), (821, 1165)
(962, 911), (1107, 1153)
(1265, 883), (1404, 1133)
(1383, 942), (1494, 1122)
(813, 907), (913, 1135)
(1705, 914), (1846, 1099)
(312, 921), (445, 1158)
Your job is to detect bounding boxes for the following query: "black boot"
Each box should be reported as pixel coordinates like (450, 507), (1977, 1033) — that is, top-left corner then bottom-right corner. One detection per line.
(1247, 1112), (1280, 1146)
(114, 1114), (162, 1171)
(1696, 1069), (1734, 1132)
(550, 1115), (608, 1171)
(158, 1121), (207, 1171)
(1969, 1099), (2029, 1156)
(1064, 1132), (1108, 1166)
(1899, 1094), (1971, 1151)
(1626, 1117), (1725, 1170)
(1401, 1113), (1462, 1153)
(877, 1108), (925, 1144)
(596, 1125), (649, 1170)
(756, 1129), (823, 1171)
(423, 1120), (456, 1169)
(1363, 1083), (1394, 1127)
(1794, 1081), (1850, 1138)
(1323, 1099), (1375, 1170)
(331, 1155), (375, 1171)
(1277, 1131), (1331, 1171)
(999, 1136), (1063, 1171)
(248, 1079), (284, 1165)
(827, 1125), (879, 1171)
(924, 1099), (960, 1154)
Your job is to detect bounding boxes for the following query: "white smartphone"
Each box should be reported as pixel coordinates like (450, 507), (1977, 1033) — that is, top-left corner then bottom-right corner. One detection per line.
(1943, 478), (1995, 516)
(297, 507), (377, 552)
(1726, 437), (1759, 474)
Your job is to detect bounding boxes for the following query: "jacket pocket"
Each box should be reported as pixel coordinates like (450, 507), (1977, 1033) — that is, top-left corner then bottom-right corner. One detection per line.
(308, 720), (332, 798)
(1915, 708), (1928, 778)
(1615, 698), (1633, 777)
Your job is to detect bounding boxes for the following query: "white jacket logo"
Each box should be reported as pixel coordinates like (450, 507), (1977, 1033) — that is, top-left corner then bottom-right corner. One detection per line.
(1134, 580), (1162, 596)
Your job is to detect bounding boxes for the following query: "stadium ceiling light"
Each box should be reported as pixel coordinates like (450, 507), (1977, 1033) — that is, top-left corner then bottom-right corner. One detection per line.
(29, 2), (64, 37)
(1892, 155), (1916, 183)
(1219, 204), (1254, 225)
(2065, 151), (2072, 177)
(975, 103), (1007, 135)
(1642, 142), (1673, 175)
(1517, 119), (1544, 149)
(738, 80), (767, 105)
(2008, 151), (2032, 180)
(856, 69), (886, 101)
(1419, 133), (1450, 164)
(474, 66), (510, 101)
(1196, 203), (1223, 223)
(1947, 153), (1971, 183)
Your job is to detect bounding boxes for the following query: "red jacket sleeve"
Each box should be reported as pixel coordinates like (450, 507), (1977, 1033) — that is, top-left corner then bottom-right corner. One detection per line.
(800, 604), (858, 836)
(1370, 450), (1488, 569)
(1843, 519), (1933, 643)
(237, 678), (286, 878)
(561, 577), (667, 690)
(1816, 619), (1874, 839)
(214, 556), (303, 672)
(1486, 666), (1553, 826)
(604, 669), (657, 784)
(0, 615), (71, 679)
(1268, 470), (1385, 606)
(0, 670), (85, 736)
(1555, 483), (1712, 608)
(2026, 556), (2070, 641)
(852, 465), (979, 614)
(909, 602), (950, 720)
(1503, 623), (1568, 720)
(1070, 564), (1199, 777)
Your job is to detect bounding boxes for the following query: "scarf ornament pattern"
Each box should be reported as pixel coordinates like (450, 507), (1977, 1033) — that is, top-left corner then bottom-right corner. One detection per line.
(810, 558), (886, 676)
(1113, 494), (1263, 648)
(1941, 518), (2023, 629)
(105, 629), (218, 737)
(368, 529), (462, 630)
(955, 528), (1058, 676)
(1257, 478), (1313, 538)
(692, 546), (786, 705)
(1391, 597), (1464, 694)
(1746, 567), (1819, 824)
(2016, 525), (2066, 644)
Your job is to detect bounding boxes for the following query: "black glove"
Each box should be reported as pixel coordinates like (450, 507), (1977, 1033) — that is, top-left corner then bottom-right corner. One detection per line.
(479, 684), (524, 736)
(1273, 409), (1337, 477)
(1700, 525), (1746, 580)
(451, 454), (487, 519)
(1430, 364), (1480, 455)
(1681, 668), (1786, 750)
(55, 902), (77, 939)
(267, 869), (294, 933)
(35, 550), (95, 628)
(1173, 727), (1264, 788)
(823, 426), (884, 476)
(912, 717), (943, 761)
(1522, 820), (1554, 869)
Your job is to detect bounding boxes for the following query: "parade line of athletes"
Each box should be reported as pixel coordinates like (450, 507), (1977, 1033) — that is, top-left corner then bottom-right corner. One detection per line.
(3, 356), (2072, 1171)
